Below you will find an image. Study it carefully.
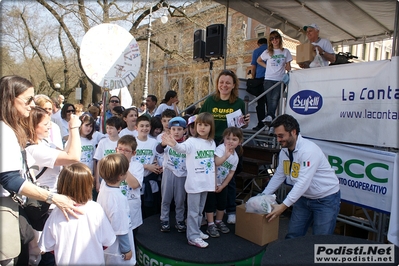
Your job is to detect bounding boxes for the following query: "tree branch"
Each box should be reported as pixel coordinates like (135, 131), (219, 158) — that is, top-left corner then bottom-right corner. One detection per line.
(36, 0), (81, 58)
(78, 0), (90, 32)
(19, 9), (55, 88)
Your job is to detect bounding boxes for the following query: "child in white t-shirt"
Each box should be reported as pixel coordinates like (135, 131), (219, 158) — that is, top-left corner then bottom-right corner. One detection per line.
(97, 154), (135, 265)
(78, 114), (98, 174)
(94, 116), (123, 192)
(204, 127), (242, 237)
(162, 112), (216, 248)
(116, 135), (144, 234)
(157, 117), (187, 233)
(135, 115), (162, 218)
(155, 109), (176, 169)
(38, 163), (116, 265)
(119, 107), (138, 138)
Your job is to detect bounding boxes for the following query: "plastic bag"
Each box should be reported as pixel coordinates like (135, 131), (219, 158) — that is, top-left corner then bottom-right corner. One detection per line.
(282, 73), (290, 85)
(309, 48), (324, 68)
(245, 194), (277, 214)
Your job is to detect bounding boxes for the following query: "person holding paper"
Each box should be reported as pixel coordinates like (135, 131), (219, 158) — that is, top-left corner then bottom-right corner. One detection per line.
(199, 69), (250, 225)
(200, 69), (250, 145)
(298, 23), (336, 68)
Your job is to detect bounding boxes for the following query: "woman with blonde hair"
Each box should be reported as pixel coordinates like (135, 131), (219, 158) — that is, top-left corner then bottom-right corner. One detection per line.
(257, 30), (292, 134)
(34, 94), (63, 148)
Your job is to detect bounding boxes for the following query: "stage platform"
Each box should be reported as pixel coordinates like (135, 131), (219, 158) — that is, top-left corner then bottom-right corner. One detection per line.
(135, 213), (268, 266)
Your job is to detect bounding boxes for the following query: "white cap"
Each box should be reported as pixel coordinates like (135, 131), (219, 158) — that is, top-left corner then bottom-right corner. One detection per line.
(303, 23), (320, 31)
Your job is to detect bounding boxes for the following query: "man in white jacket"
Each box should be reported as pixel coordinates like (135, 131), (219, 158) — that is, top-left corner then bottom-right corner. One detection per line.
(263, 114), (340, 239)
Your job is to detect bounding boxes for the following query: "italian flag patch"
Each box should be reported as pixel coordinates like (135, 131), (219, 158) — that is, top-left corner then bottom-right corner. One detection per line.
(303, 161), (310, 167)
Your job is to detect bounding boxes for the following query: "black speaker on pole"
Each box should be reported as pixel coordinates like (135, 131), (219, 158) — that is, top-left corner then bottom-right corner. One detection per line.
(193, 29), (206, 61)
(205, 24), (225, 58)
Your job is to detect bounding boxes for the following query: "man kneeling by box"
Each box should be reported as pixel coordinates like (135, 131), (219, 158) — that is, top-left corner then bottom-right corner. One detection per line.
(260, 114), (340, 239)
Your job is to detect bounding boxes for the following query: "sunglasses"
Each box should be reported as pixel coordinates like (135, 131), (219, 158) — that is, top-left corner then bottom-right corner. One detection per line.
(270, 36), (281, 41)
(66, 109), (75, 114)
(110, 100), (120, 104)
(18, 96), (34, 106)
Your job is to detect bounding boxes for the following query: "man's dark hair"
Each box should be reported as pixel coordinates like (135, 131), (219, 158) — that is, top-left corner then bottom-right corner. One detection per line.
(109, 95), (120, 103)
(271, 114), (300, 135)
(147, 95), (157, 104)
(258, 38), (268, 45)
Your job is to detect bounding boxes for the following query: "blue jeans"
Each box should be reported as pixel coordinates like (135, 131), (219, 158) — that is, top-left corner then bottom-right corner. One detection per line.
(286, 191), (340, 239)
(264, 80), (282, 119)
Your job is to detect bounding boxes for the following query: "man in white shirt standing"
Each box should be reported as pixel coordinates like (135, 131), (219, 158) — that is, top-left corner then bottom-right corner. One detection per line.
(299, 23), (336, 68)
(262, 114), (340, 239)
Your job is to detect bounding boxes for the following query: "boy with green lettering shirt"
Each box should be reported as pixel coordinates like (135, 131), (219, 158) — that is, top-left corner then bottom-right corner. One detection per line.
(156, 117), (187, 233)
(94, 116), (124, 192)
(134, 115), (162, 218)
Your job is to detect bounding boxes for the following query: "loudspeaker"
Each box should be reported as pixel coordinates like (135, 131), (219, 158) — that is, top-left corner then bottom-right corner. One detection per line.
(205, 24), (225, 58)
(193, 29), (206, 61)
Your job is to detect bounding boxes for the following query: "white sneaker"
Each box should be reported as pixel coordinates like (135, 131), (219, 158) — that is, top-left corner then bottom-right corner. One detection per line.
(268, 127), (275, 136)
(188, 237), (209, 248)
(200, 231), (209, 239)
(227, 214), (236, 224)
(262, 115), (273, 124)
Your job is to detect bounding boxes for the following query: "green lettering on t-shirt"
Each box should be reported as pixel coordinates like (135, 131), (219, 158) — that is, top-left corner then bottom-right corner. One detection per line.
(195, 150), (214, 159)
(136, 149), (153, 156)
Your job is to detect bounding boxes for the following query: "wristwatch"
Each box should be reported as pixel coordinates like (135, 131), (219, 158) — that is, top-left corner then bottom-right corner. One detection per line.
(46, 193), (54, 204)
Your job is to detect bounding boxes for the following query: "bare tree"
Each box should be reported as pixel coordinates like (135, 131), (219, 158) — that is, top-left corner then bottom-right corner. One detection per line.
(32, 0), (201, 105)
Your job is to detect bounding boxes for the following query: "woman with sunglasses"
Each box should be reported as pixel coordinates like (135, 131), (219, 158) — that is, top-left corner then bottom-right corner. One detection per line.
(106, 96), (121, 119)
(257, 30), (292, 135)
(0, 75), (81, 265)
(60, 103), (76, 145)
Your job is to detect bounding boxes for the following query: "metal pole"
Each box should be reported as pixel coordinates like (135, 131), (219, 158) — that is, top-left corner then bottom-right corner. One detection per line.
(143, 7), (152, 101)
(223, 0), (229, 69)
(393, 0), (399, 56)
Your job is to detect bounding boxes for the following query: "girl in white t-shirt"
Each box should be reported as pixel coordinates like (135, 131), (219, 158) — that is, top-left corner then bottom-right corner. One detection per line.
(257, 30), (292, 130)
(97, 154), (135, 265)
(119, 107), (138, 138)
(153, 90), (180, 117)
(204, 127), (242, 237)
(38, 163), (116, 265)
(78, 114), (98, 174)
(162, 112), (216, 248)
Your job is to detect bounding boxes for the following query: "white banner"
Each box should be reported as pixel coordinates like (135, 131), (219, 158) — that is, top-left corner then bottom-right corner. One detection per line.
(310, 139), (396, 214)
(120, 86), (132, 108)
(286, 57), (399, 148)
(313, 139), (399, 247)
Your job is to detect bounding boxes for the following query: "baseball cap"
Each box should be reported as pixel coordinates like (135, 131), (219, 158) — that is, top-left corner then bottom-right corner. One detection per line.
(303, 23), (320, 31)
(168, 116), (187, 128)
(187, 115), (197, 126)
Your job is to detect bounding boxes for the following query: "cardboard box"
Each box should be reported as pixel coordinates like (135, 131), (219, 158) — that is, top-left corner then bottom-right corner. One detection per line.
(235, 204), (279, 246)
(296, 43), (315, 64)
